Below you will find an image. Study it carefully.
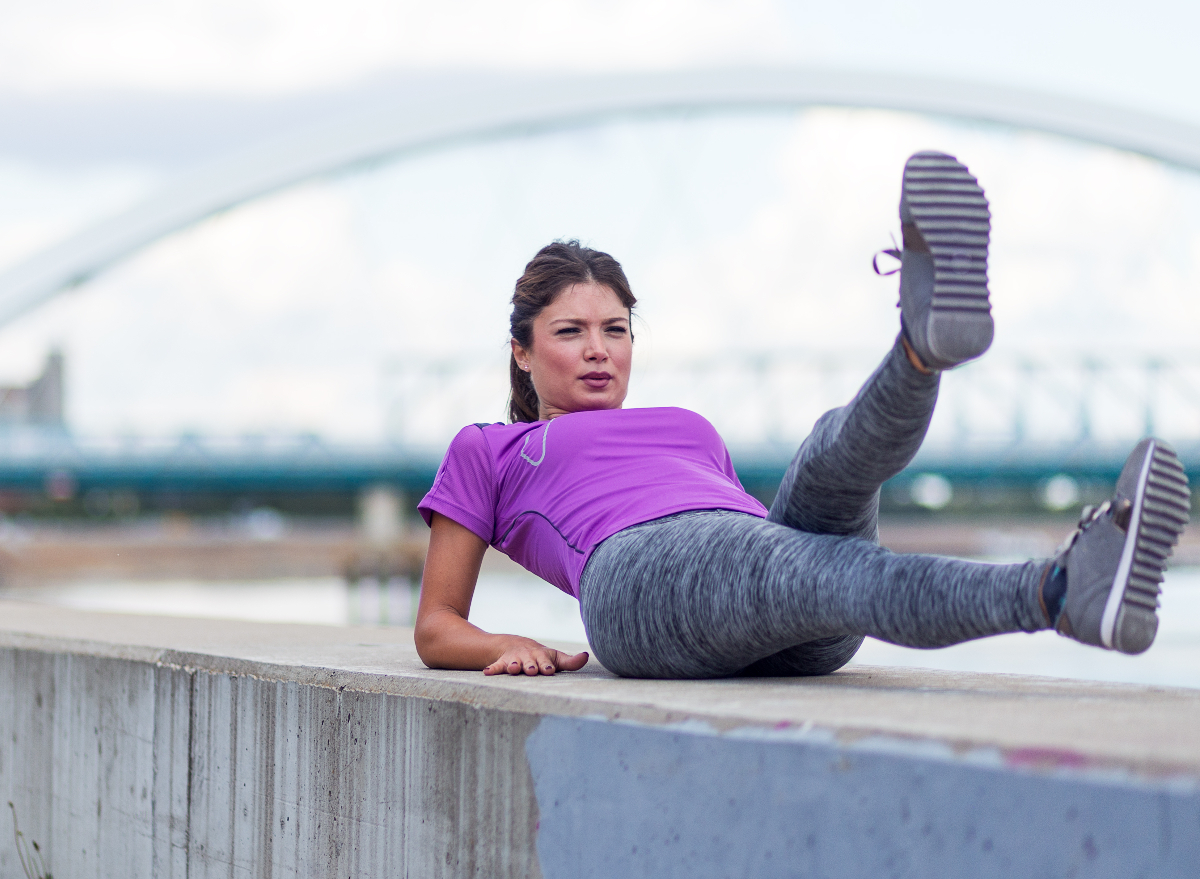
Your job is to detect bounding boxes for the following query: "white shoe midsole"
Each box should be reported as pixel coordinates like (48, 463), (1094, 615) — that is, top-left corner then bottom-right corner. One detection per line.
(1101, 442), (1155, 649)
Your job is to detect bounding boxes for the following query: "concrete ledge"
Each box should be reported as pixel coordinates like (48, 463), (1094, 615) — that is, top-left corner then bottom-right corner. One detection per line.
(1, 600), (1198, 877)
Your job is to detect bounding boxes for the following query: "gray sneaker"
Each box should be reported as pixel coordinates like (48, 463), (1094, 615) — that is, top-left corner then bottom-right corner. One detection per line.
(1049, 438), (1190, 654)
(893, 151), (994, 371)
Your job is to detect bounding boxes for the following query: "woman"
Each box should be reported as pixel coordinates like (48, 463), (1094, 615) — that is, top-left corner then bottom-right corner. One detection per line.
(413, 151), (1191, 679)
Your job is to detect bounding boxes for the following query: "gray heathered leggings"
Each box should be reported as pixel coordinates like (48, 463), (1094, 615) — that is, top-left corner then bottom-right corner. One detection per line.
(578, 337), (1051, 679)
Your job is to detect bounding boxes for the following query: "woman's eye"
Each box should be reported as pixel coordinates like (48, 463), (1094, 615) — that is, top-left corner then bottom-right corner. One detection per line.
(556, 327), (580, 336)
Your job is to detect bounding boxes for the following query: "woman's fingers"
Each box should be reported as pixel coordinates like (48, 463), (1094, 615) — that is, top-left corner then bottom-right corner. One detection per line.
(481, 654), (526, 675)
(482, 657), (509, 675)
(554, 650), (590, 671)
(481, 645), (589, 676)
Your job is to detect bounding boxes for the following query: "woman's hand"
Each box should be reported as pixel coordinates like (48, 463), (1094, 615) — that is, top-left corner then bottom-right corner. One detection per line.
(415, 513), (590, 676)
(482, 637), (589, 676)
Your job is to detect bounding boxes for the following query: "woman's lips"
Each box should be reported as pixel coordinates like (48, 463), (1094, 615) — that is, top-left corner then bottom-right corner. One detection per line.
(581, 372), (612, 389)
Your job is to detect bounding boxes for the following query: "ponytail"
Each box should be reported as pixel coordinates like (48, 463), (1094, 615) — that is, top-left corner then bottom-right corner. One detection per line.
(508, 353), (541, 423)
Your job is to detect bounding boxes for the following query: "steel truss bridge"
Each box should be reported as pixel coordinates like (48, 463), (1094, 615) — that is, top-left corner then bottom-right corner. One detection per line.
(383, 351), (1200, 507)
(0, 353), (1195, 515)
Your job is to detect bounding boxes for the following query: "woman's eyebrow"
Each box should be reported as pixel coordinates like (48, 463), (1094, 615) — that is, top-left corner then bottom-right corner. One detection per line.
(547, 316), (630, 325)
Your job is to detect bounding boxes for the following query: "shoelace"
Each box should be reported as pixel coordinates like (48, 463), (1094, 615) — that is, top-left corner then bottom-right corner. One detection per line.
(872, 248), (901, 277)
(1054, 498), (1133, 557)
(872, 233), (903, 275)
(873, 234), (903, 311)
(1055, 500), (1112, 556)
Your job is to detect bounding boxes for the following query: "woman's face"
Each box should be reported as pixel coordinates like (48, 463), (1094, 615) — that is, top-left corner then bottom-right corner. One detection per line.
(512, 281), (632, 420)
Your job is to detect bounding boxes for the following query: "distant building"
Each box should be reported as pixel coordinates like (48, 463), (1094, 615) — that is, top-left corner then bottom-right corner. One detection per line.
(0, 351), (65, 427)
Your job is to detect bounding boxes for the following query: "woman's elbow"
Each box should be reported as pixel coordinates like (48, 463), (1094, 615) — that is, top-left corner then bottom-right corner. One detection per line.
(413, 617), (439, 668)
(413, 610), (458, 669)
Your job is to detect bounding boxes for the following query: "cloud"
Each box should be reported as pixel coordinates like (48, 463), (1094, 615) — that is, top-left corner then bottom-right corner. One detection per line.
(0, 0), (790, 96)
(0, 106), (1198, 446)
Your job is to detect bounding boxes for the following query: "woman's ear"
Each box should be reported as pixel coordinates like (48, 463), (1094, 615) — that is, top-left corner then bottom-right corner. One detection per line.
(511, 338), (531, 372)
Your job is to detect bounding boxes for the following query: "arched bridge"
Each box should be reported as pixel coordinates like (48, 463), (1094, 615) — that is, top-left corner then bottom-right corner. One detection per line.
(2, 68), (1200, 328)
(0, 69), (1197, 514)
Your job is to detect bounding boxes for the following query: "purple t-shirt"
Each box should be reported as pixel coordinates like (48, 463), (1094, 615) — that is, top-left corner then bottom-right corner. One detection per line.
(418, 407), (768, 598)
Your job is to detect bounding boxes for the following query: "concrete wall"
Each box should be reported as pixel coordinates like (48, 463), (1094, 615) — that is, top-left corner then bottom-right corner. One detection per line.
(1, 650), (540, 878)
(1, 603), (1198, 878)
(530, 717), (1200, 877)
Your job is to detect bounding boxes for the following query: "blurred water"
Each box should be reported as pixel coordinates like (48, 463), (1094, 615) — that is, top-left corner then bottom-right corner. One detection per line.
(12, 566), (1200, 690)
(851, 569), (1200, 690)
(4, 571), (588, 639)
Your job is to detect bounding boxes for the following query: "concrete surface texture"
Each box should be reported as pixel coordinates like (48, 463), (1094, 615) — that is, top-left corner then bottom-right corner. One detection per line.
(0, 600), (1197, 878)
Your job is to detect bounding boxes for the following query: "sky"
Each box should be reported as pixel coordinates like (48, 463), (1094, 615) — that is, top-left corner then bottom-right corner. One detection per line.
(1, 0), (1197, 121)
(0, 0), (1197, 446)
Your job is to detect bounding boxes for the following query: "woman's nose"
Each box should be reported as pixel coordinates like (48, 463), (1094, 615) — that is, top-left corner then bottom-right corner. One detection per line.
(584, 330), (609, 361)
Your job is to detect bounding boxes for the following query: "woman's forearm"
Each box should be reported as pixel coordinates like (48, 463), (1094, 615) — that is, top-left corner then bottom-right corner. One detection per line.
(415, 605), (588, 675)
(415, 513), (587, 675)
(415, 606), (524, 669)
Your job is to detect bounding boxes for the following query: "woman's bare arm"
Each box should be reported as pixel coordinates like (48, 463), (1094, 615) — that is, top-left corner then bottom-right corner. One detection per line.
(414, 512), (589, 675)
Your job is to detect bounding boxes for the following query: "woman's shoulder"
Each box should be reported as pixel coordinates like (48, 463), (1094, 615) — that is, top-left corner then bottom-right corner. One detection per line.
(447, 420), (547, 457)
(454, 420), (544, 437)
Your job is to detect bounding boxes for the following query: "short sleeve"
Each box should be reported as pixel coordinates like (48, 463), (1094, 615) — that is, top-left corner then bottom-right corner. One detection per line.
(719, 442), (751, 493)
(418, 425), (499, 543)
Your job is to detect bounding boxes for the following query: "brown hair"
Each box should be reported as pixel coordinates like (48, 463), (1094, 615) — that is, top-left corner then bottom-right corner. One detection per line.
(508, 240), (636, 423)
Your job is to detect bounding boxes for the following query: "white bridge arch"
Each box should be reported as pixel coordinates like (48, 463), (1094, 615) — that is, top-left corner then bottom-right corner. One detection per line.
(2, 68), (1200, 328)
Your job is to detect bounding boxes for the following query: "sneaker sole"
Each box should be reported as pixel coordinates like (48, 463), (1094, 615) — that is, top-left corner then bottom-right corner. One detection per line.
(1102, 440), (1191, 653)
(903, 152), (994, 367)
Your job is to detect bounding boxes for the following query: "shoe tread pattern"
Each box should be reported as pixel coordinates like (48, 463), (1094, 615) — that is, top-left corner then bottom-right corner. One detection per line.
(905, 152), (992, 315)
(1116, 442), (1190, 652)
